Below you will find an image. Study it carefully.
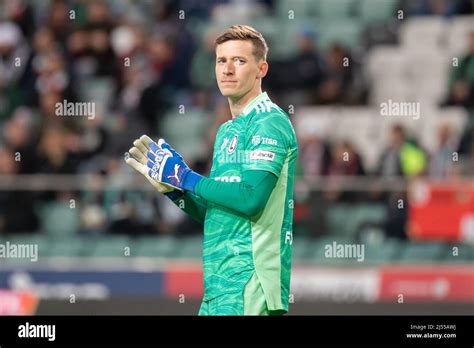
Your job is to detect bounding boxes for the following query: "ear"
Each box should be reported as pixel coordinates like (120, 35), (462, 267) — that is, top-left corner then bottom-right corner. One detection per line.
(257, 60), (269, 79)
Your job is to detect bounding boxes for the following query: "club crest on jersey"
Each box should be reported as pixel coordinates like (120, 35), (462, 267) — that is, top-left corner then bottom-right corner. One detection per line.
(227, 135), (238, 154)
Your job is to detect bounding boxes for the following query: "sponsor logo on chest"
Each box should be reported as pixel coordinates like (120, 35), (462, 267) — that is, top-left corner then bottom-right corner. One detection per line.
(252, 136), (278, 146)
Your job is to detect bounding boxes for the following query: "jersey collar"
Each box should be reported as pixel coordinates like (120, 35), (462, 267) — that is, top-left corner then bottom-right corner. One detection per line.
(242, 91), (269, 116)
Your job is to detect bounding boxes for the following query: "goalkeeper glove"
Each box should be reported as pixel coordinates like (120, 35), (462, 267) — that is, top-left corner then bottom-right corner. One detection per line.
(145, 139), (203, 193)
(125, 135), (177, 194)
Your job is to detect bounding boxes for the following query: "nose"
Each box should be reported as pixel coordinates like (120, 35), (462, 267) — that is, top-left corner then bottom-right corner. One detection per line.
(223, 61), (234, 75)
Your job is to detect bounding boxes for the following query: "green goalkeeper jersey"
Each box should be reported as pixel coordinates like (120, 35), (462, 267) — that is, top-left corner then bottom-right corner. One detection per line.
(201, 92), (298, 312)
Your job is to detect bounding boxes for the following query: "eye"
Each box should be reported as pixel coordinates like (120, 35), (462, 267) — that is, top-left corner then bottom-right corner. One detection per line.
(234, 58), (246, 65)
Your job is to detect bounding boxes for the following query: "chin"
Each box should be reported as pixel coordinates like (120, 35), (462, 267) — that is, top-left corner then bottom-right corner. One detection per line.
(219, 88), (236, 98)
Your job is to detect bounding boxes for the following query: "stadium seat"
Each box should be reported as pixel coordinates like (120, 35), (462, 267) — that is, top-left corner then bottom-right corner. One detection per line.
(419, 107), (468, 153)
(135, 236), (179, 258)
(88, 236), (132, 257)
(213, 1), (268, 24)
(45, 237), (85, 257)
(327, 204), (356, 237)
(367, 45), (405, 73)
(443, 243), (474, 263)
(316, 19), (364, 50)
(253, 17), (280, 59)
(327, 204), (387, 238)
(173, 236), (203, 259)
(399, 17), (448, 49)
(160, 108), (210, 162)
(37, 202), (80, 238)
(363, 238), (401, 264)
(356, 204), (387, 225)
(313, 0), (355, 18)
(293, 235), (313, 260)
(398, 241), (446, 263)
(447, 15), (474, 56)
(266, 19), (316, 59)
(357, 0), (398, 23)
(275, 0), (315, 18)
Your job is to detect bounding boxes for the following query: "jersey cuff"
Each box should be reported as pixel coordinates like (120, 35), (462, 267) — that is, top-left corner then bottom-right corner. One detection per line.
(182, 170), (204, 193)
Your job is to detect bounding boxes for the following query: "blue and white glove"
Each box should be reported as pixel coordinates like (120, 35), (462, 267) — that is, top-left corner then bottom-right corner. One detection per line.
(126, 135), (176, 194)
(146, 139), (203, 193)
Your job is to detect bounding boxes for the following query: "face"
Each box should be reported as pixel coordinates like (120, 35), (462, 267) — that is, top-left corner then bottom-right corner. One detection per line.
(215, 40), (267, 99)
(390, 128), (404, 147)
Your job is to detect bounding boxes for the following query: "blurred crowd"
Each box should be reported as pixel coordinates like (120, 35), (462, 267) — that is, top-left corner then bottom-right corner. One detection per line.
(0, 0), (473, 238)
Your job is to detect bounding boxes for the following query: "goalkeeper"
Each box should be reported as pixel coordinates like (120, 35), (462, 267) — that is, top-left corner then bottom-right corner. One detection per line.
(126, 25), (298, 315)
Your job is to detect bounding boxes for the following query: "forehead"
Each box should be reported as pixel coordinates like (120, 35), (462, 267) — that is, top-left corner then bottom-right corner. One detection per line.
(215, 40), (254, 57)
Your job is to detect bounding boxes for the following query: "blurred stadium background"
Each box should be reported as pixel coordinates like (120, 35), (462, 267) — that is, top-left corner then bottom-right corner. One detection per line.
(0, 0), (473, 315)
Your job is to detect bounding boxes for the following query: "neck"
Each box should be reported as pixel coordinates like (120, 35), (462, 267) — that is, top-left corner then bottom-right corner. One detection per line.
(228, 87), (262, 119)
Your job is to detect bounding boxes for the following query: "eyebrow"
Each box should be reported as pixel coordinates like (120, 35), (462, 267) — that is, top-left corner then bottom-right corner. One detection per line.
(216, 56), (248, 60)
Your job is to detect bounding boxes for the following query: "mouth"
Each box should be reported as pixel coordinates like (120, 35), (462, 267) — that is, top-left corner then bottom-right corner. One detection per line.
(221, 81), (237, 84)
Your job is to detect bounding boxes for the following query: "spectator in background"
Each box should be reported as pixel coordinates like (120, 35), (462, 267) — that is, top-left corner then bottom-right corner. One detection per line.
(291, 28), (327, 95)
(376, 124), (428, 240)
(297, 130), (331, 237)
(266, 27), (327, 106)
(457, 121), (474, 175)
(1, 107), (38, 174)
(67, 112), (110, 174)
(84, 0), (115, 32)
(152, 0), (195, 90)
(191, 29), (220, 91)
(138, 29), (193, 132)
(456, 0), (474, 14)
(445, 31), (474, 108)
(318, 44), (355, 104)
(104, 158), (163, 236)
(0, 22), (34, 119)
(27, 27), (58, 102)
(3, 0), (37, 39)
(111, 24), (150, 115)
(146, 34), (181, 92)
(33, 48), (75, 105)
(0, 22), (29, 86)
(35, 123), (80, 207)
(45, 0), (72, 48)
(428, 124), (459, 179)
(299, 129), (331, 178)
(136, 33), (175, 132)
(377, 124), (428, 177)
(412, 0), (460, 16)
(66, 0), (118, 79)
(327, 141), (365, 176)
(377, 124), (403, 240)
(325, 141), (365, 202)
(377, 124), (406, 177)
(66, 27), (92, 76)
(38, 90), (62, 123)
(0, 145), (39, 234)
(36, 123), (77, 175)
(82, 0), (118, 77)
(376, 124), (428, 177)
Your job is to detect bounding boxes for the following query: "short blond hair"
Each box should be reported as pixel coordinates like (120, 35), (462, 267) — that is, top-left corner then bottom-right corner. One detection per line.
(215, 25), (268, 61)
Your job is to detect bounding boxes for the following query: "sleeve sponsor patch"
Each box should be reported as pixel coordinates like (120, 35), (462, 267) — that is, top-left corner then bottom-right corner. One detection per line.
(250, 150), (275, 161)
